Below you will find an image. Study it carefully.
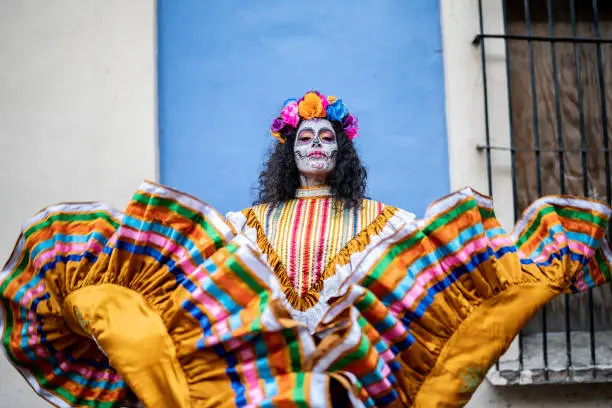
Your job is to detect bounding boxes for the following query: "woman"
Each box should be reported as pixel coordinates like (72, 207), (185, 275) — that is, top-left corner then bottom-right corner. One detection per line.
(1, 91), (611, 408)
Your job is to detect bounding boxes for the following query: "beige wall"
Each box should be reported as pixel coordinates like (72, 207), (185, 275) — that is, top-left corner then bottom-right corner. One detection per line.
(440, 0), (612, 406)
(0, 0), (156, 406)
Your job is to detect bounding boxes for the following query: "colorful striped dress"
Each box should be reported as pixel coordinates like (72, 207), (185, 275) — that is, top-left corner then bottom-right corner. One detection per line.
(1, 182), (611, 408)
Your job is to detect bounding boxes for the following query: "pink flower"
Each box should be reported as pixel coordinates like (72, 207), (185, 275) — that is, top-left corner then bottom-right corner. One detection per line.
(343, 114), (359, 141)
(280, 101), (299, 127)
(345, 128), (358, 141)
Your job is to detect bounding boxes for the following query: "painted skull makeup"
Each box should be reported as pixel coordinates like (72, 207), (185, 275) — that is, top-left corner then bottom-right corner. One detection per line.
(294, 119), (338, 179)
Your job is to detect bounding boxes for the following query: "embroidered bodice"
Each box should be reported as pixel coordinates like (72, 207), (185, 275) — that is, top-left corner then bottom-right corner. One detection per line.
(226, 187), (393, 295)
(251, 197), (385, 297)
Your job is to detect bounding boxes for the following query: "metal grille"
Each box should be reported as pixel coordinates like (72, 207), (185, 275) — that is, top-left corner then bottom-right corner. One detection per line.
(474, 0), (612, 384)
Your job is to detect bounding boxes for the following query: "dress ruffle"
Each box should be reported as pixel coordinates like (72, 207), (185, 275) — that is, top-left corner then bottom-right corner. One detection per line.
(1, 183), (611, 408)
(0, 182), (234, 407)
(314, 188), (612, 407)
(0, 201), (135, 407)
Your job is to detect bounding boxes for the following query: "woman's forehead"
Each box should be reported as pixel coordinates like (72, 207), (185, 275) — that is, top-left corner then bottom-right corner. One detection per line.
(297, 118), (334, 133)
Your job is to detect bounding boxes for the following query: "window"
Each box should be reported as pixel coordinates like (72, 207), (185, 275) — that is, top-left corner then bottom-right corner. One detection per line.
(474, 0), (612, 384)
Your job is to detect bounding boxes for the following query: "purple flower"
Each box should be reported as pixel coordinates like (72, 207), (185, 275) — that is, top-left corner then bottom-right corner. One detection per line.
(270, 117), (286, 133)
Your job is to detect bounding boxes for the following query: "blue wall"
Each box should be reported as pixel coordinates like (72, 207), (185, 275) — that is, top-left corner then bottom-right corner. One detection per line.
(158, 0), (449, 217)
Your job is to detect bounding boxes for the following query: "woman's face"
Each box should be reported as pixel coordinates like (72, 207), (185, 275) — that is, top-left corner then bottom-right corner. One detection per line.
(293, 118), (338, 180)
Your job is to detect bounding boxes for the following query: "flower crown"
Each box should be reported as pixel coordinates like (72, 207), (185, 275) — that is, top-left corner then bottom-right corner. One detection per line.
(270, 91), (359, 143)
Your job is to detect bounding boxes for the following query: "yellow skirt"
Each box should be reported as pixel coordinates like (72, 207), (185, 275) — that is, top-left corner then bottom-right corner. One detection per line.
(1, 181), (611, 407)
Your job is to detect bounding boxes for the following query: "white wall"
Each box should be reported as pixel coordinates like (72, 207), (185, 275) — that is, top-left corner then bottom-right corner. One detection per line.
(440, 0), (612, 406)
(440, 0), (514, 230)
(0, 1), (156, 406)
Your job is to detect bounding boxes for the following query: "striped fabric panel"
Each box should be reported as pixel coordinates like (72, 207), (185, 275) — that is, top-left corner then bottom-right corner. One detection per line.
(508, 195), (612, 291)
(111, 181), (235, 297)
(183, 235), (333, 407)
(251, 198), (384, 296)
(312, 290), (406, 407)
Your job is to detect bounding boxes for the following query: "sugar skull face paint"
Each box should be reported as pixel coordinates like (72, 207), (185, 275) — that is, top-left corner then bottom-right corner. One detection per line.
(294, 119), (338, 183)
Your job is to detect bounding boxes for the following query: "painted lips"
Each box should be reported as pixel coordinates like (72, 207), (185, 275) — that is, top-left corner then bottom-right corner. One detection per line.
(307, 151), (326, 158)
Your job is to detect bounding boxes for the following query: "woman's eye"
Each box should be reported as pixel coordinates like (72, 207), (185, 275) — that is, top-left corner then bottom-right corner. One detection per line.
(320, 131), (335, 142)
(298, 131), (313, 141)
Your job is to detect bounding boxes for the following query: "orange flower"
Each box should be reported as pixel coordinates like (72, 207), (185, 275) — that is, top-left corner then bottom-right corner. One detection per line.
(270, 131), (286, 143)
(298, 92), (326, 119)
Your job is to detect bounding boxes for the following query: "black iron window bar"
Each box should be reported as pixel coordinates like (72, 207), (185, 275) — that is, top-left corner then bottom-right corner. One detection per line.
(474, 0), (612, 383)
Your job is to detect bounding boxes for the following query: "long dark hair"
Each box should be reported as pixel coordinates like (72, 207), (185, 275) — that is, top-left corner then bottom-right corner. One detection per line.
(254, 121), (367, 208)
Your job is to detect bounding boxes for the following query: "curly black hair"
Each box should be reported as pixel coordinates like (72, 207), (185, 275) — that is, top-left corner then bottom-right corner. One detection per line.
(254, 121), (367, 208)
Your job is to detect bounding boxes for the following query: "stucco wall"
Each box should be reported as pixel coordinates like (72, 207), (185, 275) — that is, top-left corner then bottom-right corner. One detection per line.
(0, 1), (156, 406)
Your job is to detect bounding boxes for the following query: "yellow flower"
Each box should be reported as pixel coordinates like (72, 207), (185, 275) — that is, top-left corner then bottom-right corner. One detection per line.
(327, 95), (338, 103)
(298, 92), (326, 119)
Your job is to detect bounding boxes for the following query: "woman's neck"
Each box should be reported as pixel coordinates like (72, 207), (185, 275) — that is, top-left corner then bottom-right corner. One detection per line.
(299, 173), (329, 187)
